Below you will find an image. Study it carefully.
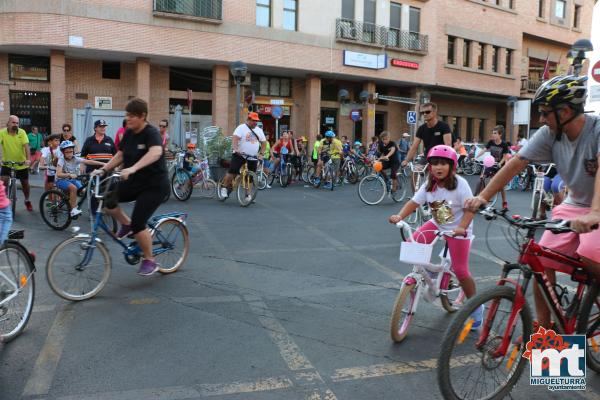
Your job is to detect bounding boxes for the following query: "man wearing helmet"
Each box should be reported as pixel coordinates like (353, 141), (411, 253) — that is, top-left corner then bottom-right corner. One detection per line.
(314, 130), (343, 189)
(56, 140), (105, 217)
(466, 75), (600, 330)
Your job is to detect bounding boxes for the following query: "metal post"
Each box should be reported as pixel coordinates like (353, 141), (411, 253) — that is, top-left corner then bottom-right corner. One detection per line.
(235, 80), (241, 127)
(275, 118), (279, 140)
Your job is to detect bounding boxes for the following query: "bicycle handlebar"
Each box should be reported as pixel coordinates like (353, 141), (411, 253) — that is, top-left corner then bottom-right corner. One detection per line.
(93, 172), (121, 199)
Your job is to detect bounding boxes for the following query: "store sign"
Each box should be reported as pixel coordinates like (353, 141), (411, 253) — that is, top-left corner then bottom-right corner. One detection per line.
(94, 96), (113, 110)
(68, 35), (84, 47)
(325, 117), (335, 124)
(343, 50), (386, 70)
(270, 99), (284, 105)
(257, 104), (290, 116)
(391, 59), (419, 70)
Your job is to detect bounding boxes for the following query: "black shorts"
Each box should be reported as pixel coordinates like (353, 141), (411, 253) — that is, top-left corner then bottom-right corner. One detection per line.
(228, 153), (258, 175)
(381, 160), (399, 176)
(312, 156), (318, 165)
(1, 166), (28, 180)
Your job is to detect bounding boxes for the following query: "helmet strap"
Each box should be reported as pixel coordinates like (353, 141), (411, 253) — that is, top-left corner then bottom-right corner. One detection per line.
(553, 107), (579, 142)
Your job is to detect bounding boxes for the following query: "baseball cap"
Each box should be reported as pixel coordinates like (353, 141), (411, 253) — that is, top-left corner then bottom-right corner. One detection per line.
(94, 119), (108, 128)
(403, 132), (410, 137)
(248, 112), (260, 121)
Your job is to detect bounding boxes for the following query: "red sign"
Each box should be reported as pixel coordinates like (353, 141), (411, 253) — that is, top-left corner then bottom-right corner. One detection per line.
(592, 60), (600, 84)
(391, 59), (419, 70)
(187, 89), (193, 111)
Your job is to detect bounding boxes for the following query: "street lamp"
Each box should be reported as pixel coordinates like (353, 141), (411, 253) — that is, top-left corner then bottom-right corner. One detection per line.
(568, 39), (594, 76)
(420, 90), (431, 104)
(230, 61), (248, 127)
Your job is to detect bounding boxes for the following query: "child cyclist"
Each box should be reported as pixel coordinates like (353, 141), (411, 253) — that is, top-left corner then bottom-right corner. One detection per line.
(55, 140), (105, 217)
(39, 134), (62, 192)
(183, 142), (199, 177)
(388, 145), (483, 326)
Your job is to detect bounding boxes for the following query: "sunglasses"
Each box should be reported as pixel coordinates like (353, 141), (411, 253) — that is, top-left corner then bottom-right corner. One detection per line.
(159, 125), (167, 128)
(63, 129), (70, 132)
(420, 110), (432, 115)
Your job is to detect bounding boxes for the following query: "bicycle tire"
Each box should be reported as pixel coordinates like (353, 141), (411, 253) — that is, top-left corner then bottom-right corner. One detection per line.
(171, 170), (193, 201)
(283, 163), (293, 187)
(440, 273), (465, 313)
(0, 241), (35, 343)
(198, 178), (217, 198)
(531, 191), (541, 219)
(390, 174), (408, 203)
(348, 165), (359, 184)
(10, 181), (16, 217)
(463, 161), (475, 176)
(39, 189), (71, 230)
(237, 171), (257, 207)
(406, 208), (420, 227)
(390, 283), (417, 343)
(357, 174), (386, 205)
(216, 180), (228, 202)
(437, 286), (532, 400)
(153, 218), (189, 274)
(326, 166), (334, 191)
(517, 171), (530, 191)
(46, 237), (111, 301)
(257, 171), (268, 190)
(576, 283), (600, 372)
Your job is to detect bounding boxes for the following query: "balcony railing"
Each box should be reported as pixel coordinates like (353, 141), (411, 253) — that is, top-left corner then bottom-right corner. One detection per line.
(154, 0), (222, 21)
(521, 77), (542, 93)
(335, 18), (428, 54)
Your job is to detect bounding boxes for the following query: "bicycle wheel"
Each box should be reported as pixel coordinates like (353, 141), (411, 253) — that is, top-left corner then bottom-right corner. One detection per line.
(437, 286), (532, 400)
(462, 160), (475, 176)
(152, 218), (189, 274)
(257, 171), (268, 190)
(390, 173), (408, 203)
(237, 171), (257, 207)
(531, 191), (541, 219)
(518, 171), (530, 191)
(576, 283), (600, 372)
(440, 273), (465, 313)
(216, 180), (228, 202)
(198, 178), (217, 198)
(405, 208), (421, 228)
(357, 174), (386, 205)
(0, 242), (35, 343)
(46, 237), (111, 301)
(171, 169), (193, 201)
(39, 190), (71, 230)
(390, 283), (417, 343)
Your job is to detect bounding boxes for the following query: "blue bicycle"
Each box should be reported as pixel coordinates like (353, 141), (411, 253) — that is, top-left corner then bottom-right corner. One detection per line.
(268, 146), (293, 187)
(45, 173), (190, 301)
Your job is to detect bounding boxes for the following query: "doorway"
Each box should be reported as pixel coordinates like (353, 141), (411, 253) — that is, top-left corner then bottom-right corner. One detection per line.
(375, 112), (386, 135)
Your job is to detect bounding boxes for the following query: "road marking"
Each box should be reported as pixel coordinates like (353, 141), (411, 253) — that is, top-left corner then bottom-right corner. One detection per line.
(171, 295), (243, 304)
(55, 376), (294, 400)
(470, 248), (505, 266)
(129, 297), (160, 305)
(22, 305), (75, 397)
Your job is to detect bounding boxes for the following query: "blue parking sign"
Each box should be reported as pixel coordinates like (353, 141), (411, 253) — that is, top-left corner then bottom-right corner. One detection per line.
(407, 111), (417, 125)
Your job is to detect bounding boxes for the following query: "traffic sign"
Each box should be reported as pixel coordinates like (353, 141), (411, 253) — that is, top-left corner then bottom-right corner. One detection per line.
(350, 110), (362, 122)
(407, 111), (417, 125)
(592, 60), (600, 84)
(271, 105), (283, 119)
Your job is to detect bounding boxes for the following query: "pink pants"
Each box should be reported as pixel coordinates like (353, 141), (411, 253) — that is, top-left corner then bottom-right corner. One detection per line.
(412, 220), (472, 280)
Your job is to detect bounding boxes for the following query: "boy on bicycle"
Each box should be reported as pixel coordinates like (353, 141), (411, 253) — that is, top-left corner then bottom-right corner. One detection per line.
(183, 142), (199, 177)
(56, 140), (105, 217)
(466, 75), (600, 330)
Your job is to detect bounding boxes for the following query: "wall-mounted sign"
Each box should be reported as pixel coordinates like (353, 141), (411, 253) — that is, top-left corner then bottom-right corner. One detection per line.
(271, 106), (283, 119)
(350, 110), (362, 122)
(270, 99), (285, 105)
(343, 50), (386, 70)
(325, 117), (335, 124)
(95, 96), (113, 110)
(592, 60), (600, 84)
(257, 104), (290, 116)
(391, 59), (419, 70)
(69, 35), (84, 47)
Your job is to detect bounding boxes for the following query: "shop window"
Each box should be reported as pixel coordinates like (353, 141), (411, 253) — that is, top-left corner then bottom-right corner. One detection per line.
(447, 36), (456, 65)
(169, 98), (212, 114)
(283, 0), (297, 31)
(102, 62), (121, 80)
(169, 67), (212, 92)
(321, 83), (339, 101)
(251, 75), (292, 97)
(256, 0), (271, 27)
(9, 55), (50, 81)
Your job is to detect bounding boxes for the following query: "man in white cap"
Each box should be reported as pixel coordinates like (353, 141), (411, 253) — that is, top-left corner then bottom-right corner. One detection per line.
(398, 132), (411, 164)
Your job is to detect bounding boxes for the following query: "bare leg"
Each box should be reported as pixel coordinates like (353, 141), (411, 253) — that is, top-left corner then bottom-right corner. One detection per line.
(21, 179), (30, 200)
(134, 229), (154, 260)
(533, 269), (555, 328)
(68, 185), (78, 209)
(105, 206), (131, 226)
(459, 276), (476, 298)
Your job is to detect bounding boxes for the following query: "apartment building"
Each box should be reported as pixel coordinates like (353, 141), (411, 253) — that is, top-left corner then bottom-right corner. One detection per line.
(0, 0), (594, 144)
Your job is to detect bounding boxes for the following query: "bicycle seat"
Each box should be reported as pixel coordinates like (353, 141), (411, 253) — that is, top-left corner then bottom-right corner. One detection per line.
(8, 230), (24, 240)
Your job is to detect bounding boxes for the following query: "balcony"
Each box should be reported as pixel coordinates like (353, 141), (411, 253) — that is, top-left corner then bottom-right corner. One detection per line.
(335, 18), (428, 54)
(153, 0), (222, 22)
(521, 77), (542, 93)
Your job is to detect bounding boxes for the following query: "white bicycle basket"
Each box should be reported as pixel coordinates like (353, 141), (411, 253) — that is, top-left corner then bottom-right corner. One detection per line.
(399, 241), (434, 265)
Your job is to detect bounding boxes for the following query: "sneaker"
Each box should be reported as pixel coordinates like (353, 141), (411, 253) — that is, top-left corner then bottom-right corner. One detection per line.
(24, 200), (33, 212)
(313, 178), (321, 186)
(470, 305), (485, 330)
(116, 224), (132, 239)
(220, 187), (229, 198)
(323, 182), (332, 189)
(502, 201), (508, 210)
(266, 184), (272, 189)
(138, 259), (158, 276)
(70, 207), (82, 217)
(245, 195), (253, 203)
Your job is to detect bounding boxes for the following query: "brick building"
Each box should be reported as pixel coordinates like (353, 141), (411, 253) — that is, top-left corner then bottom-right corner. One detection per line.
(0, 0), (594, 145)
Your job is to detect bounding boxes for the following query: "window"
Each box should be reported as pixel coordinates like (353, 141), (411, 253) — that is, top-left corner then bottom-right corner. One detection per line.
(478, 43), (485, 70)
(538, 0), (545, 18)
(555, 0), (566, 19)
(573, 5), (581, 28)
(466, 118), (474, 142)
(8, 55), (50, 81)
(256, 0), (271, 27)
(390, 2), (401, 29)
(251, 75), (292, 97)
(363, 0), (376, 24)
(169, 67), (212, 92)
(283, 0), (297, 31)
(463, 40), (471, 68)
(506, 49), (512, 75)
(154, 0), (223, 20)
(409, 6), (420, 33)
(321, 82), (339, 101)
(102, 62), (120, 80)
(508, 0), (514, 9)
(447, 36), (456, 64)
(169, 98), (212, 115)
(341, 0), (354, 19)
(492, 46), (499, 72)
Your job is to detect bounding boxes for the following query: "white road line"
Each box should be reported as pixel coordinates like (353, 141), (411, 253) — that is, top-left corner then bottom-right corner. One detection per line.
(22, 305), (75, 397)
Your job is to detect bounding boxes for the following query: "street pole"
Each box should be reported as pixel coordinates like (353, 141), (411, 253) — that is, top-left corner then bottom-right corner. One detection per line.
(235, 79), (241, 127)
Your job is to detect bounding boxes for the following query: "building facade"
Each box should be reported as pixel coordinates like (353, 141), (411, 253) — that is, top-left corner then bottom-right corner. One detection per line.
(0, 0), (594, 145)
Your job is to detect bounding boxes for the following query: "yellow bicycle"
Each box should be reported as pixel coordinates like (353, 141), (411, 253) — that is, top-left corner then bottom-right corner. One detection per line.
(217, 155), (258, 207)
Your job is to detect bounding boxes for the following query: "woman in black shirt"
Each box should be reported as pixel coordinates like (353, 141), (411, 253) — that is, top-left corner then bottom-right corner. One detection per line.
(93, 98), (169, 276)
(377, 131), (400, 192)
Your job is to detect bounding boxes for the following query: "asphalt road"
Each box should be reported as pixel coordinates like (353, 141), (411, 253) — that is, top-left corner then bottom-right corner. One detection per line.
(1, 174), (599, 400)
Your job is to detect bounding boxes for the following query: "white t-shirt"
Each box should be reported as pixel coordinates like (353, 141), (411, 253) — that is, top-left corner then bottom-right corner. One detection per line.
(232, 123), (266, 156)
(41, 147), (62, 177)
(518, 138), (529, 148)
(57, 156), (84, 176)
(412, 175), (474, 236)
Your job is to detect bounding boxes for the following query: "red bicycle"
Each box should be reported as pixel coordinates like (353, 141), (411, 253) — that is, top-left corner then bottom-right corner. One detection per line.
(437, 207), (599, 400)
